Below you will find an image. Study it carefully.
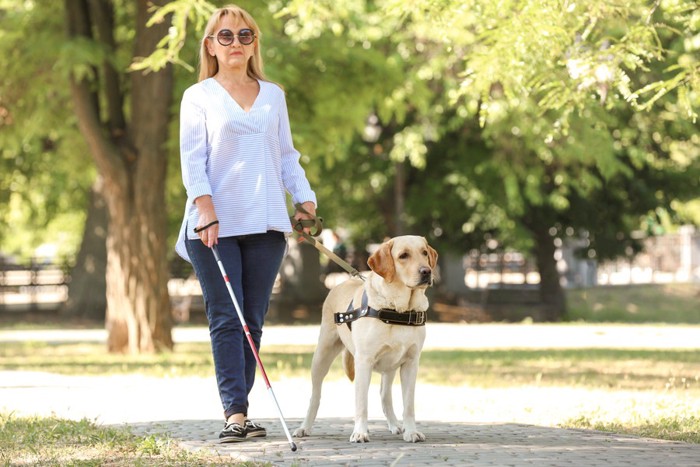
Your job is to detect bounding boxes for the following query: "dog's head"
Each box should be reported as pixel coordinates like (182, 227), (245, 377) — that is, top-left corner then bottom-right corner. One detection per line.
(367, 236), (438, 288)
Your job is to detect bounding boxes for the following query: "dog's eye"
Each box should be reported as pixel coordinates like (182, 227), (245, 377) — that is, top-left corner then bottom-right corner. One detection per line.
(398, 252), (409, 260)
(422, 250), (428, 256)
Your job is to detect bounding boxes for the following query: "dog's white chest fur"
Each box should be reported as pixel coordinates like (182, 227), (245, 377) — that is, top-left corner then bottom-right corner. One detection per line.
(337, 319), (427, 370)
(366, 329), (426, 373)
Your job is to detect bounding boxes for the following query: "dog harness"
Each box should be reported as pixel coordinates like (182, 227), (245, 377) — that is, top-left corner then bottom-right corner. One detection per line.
(334, 290), (427, 330)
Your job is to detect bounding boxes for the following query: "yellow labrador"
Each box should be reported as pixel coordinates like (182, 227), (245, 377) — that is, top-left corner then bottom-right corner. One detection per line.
(293, 235), (438, 443)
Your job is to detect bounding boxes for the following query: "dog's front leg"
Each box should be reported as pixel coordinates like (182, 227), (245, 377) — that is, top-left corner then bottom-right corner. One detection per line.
(380, 370), (403, 434)
(293, 335), (344, 438)
(400, 359), (425, 442)
(350, 356), (373, 443)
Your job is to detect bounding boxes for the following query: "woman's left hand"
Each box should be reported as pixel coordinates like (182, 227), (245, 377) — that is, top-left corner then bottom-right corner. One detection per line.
(293, 201), (317, 241)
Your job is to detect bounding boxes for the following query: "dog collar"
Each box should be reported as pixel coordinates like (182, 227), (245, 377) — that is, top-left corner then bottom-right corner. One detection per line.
(334, 291), (427, 329)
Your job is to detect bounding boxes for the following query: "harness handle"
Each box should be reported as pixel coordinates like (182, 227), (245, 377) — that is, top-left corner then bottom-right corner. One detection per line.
(290, 203), (323, 237)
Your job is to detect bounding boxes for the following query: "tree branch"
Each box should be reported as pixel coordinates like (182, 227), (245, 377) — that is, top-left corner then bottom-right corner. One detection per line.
(88, 0), (126, 134)
(64, 0), (99, 126)
(130, 0), (174, 163)
(64, 0), (126, 190)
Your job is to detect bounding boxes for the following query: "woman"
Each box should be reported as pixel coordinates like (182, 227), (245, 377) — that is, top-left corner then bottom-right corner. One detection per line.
(175, 4), (317, 443)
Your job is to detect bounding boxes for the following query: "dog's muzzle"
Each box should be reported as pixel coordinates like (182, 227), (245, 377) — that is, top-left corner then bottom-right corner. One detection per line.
(417, 267), (432, 286)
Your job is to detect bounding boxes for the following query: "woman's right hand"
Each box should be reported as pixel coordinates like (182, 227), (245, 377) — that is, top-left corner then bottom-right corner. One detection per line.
(194, 195), (219, 248)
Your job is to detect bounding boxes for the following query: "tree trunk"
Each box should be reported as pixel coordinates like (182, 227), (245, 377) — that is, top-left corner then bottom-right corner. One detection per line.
(532, 224), (567, 321)
(65, 0), (174, 353)
(438, 252), (468, 296)
(104, 184), (173, 353)
(273, 241), (326, 322)
(59, 177), (108, 321)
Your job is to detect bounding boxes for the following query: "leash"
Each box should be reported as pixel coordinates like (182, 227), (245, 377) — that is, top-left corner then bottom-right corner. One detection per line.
(291, 205), (427, 330)
(290, 203), (365, 281)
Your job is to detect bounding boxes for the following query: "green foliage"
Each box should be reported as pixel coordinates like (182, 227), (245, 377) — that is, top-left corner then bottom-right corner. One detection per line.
(282, 1), (698, 117)
(3, 0), (698, 279)
(0, 1), (94, 258)
(131, 0), (216, 72)
(272, 0), (699, 264)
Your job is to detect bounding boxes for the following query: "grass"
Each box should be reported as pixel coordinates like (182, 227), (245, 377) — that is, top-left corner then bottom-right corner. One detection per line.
(567, 283), (700, 323)
(0, 341), (216, 378)
(2, 342), (700, 392)
(564, 414), (700, 444)
(0, 413), (267, 466)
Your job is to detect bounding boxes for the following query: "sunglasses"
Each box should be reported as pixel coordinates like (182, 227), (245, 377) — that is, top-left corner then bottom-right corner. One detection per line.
(209, 28), (256, 46)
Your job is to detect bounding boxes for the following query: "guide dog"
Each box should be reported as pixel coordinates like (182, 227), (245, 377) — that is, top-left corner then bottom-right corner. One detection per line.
(293, 235), (438, 443)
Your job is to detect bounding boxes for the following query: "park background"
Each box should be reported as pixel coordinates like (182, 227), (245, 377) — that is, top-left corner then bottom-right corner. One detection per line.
(0, 0), (699, 464)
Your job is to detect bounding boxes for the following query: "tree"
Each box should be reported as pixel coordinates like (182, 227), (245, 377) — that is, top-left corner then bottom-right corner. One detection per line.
(63, 0), (174, 352)
(276, 0), (699, 320)
(59, 177), (108, 321)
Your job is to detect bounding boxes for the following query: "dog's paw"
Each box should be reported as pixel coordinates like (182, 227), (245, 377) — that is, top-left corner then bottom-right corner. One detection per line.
(293, 427), (311, 438)
(349, 431), (370, 443)
(403, 430), (425, 443)
(387, 422), (404, 435)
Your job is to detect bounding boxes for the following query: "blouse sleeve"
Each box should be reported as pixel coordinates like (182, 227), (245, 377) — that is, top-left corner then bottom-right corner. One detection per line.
(180, 89), (212, 203)
(277, 90), (317, 207)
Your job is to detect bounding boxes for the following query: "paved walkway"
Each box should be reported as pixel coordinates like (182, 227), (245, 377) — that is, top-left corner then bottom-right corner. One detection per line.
(2, 324), (700, 466)
(130, 418), (700, 466)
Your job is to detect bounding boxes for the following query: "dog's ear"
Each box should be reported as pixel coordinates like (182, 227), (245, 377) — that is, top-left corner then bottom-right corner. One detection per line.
(425, 240), (438, 269)
(368, 239), (395, 283)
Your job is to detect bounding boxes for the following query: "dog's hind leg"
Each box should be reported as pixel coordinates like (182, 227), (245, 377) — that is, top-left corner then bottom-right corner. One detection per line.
(293, 333), (343, 438)
(380, 370), (403, 435)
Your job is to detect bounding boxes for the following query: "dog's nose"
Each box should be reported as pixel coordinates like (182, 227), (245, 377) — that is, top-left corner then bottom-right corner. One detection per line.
(419, 266), (432, 282)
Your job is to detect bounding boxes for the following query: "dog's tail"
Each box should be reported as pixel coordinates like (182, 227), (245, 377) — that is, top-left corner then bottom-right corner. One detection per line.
(342, 349), (355, 381)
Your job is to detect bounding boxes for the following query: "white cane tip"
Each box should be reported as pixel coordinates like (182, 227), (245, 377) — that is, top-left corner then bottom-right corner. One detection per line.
(291, 442), (298, 452)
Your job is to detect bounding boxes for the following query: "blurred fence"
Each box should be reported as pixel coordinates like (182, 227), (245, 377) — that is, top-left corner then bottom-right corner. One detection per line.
(0, 257), (71, 312)
(592, 226), (699, 286)
(461, 226), (700, 289)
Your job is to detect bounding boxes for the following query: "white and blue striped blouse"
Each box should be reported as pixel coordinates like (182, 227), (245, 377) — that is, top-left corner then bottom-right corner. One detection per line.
(175, 78), (317, 262)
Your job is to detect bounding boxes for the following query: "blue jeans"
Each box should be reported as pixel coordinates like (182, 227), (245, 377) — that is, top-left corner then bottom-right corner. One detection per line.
(186, 231), (287, 419)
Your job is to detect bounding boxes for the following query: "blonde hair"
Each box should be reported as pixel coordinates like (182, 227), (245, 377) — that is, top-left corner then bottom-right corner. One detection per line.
(198, 5), (268, 83)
